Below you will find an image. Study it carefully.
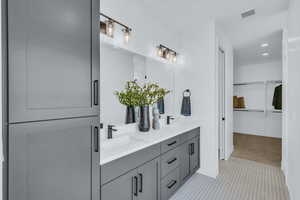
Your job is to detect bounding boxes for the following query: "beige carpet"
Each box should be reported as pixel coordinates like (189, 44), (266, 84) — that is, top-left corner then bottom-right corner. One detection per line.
(170, 158), (290, 200)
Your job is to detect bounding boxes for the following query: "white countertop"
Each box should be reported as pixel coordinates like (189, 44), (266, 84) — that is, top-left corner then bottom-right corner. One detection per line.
(100, 119), (202, 165)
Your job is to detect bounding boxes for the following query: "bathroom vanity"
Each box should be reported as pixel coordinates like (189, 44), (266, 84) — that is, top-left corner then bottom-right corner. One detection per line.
(100, 122), (200, 200)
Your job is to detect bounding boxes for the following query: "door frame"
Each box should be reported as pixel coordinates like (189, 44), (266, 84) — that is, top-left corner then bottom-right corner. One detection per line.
(218, 47), (226, 160)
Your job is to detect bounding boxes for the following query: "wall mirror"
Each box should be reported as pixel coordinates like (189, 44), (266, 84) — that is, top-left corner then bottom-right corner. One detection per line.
(100, 43), (175, 128)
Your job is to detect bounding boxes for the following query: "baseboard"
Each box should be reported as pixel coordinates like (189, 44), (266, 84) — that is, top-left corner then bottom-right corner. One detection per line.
(196, 167), (218, 179)
(225, 145), (234, 160)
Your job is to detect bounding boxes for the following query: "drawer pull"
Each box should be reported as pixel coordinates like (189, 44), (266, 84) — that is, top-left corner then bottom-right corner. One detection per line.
(167, 141), (177, 146)
(133, 176), (138, 196)
(138, 173), (143, 193)
(167, 180), (177, 189)
(167, 158), (177, 165)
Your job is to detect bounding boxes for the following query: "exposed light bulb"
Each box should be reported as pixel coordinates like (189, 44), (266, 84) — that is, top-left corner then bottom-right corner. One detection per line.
(106, 20), (114, 38)
(166, 51), (171, 60)
(157, 47), (163, 57)
(172, 53), (177, 63)
(123, 28), (131, 44)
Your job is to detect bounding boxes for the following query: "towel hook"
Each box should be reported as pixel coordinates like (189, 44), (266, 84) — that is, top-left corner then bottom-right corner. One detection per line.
(183, 89), (191, 97)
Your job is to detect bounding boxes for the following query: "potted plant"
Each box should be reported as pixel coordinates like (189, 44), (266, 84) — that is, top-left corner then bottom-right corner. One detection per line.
(115, 81), (140, 124)
(115, 81), (170, 131)
(136, 83), (170, 132)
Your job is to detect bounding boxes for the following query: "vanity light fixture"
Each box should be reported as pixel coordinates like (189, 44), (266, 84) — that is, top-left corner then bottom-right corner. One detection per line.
(157, 44), (178, 63)
(100, 13), (132, 43)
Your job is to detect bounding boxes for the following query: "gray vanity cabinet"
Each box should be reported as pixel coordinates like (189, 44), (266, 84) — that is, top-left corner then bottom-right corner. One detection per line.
(8, 117), (100, 200)
(101, 158), (160, 200)
(101, 128), (200, 200)
(101, 170), (138, 200)
(7, 0), (100, 123)
(179, 136), (200, 183)
(179, 142), (190, 182)
(137, 158), (161, 200)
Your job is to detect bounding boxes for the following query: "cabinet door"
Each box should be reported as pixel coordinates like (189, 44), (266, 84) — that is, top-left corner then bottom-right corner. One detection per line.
(138, 158), (160, 200)
(189, 137), (200, 172)
(101, 170), (138, 200)
(8, 117), (100, 200)
(179, 142), (190, 182)
(8, 0), (100, 123)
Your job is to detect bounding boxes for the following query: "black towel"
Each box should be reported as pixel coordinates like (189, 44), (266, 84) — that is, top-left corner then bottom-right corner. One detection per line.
(181, 90), (191, 116)
(157, 98), (165, 114)
(272, 84), (282, 110)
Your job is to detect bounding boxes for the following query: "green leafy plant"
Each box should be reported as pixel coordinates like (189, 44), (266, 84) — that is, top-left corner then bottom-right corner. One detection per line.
(115, 81), (140, 106)
(137, 83), (170, 106)
(115, 81), (170, 106)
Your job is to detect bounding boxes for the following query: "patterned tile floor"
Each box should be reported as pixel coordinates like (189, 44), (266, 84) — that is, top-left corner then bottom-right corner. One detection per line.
(171, 158), (289, 200)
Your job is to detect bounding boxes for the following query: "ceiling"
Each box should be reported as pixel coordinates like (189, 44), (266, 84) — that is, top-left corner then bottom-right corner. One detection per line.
(134, 0), (289, 65)
(234, 30), (283, 66)
(136, 0), (289, 32)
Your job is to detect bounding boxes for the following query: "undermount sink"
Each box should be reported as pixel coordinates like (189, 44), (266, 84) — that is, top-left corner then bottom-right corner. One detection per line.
(100, 133), (146, 150)
(100, 135), (131, 149)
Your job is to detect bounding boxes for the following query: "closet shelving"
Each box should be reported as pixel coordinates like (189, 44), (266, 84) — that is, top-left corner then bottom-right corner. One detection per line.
(233, 80), (282, 86)
(233, 80), (282, 114)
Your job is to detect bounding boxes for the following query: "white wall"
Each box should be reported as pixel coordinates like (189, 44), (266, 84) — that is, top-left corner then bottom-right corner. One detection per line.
(285, 0), (300, 199)
(173, 21), (219, 178)
(233, 61), (283, 138)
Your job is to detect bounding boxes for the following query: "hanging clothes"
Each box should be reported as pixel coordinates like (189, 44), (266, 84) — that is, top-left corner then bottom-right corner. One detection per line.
(272, 84), (282, 110)
(181, 89), (191, 116)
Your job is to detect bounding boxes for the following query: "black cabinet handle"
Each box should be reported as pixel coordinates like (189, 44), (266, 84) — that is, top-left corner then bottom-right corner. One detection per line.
(167, 141), (177, 146)
(167, 180), (177, 189)
(167, 158), (177, 165)
(93, 127), (99, 152)
(93, 80), (99, 106)
(191, 143), (195, 155)
(189, 143), (192, 155)
(138, 173), (143, 193)
(133, 176), (138, 196)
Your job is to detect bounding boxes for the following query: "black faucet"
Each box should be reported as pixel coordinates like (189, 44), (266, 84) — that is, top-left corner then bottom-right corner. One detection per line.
(107, 125), (117, 139)
(167, 116), (175, 125)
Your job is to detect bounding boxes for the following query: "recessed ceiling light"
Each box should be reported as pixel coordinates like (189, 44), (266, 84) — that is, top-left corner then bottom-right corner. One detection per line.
(262, 52), (269, 56)
(261, 43), (269, 47)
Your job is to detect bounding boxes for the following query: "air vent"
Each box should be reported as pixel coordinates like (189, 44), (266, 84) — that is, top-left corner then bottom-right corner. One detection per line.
(241, 9), (255, 18)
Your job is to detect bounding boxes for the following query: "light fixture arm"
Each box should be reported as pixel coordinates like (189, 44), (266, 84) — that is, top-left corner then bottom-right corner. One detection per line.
(100, 13), (132, 32)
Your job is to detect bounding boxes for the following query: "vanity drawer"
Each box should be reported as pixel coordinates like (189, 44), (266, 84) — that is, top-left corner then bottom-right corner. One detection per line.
(161, 136), (180, 154)
(101, 143), (160, 185)
(161, 168), (180, 200)
(180, 127), (200, 144)
(161, 148), (180, 178)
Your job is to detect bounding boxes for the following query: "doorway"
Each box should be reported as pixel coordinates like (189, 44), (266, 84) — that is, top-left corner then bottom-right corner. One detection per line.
(231, 31), (283, 167)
